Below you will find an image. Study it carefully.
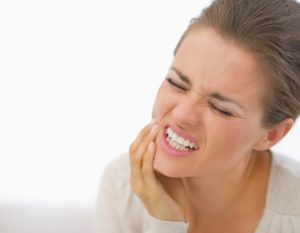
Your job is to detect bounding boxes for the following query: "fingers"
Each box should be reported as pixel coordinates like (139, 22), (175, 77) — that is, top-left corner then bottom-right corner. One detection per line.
(128, 120), (186, 221)
(142, 141), (157, 189)
(129, 119), (156, 155)
(135, 124), (158, 161)
(129, 120), (159, 195)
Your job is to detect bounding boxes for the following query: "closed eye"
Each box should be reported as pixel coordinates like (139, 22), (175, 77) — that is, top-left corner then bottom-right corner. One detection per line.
(166, 78), (188, 91)
(209, 103), (233, 117)
(167, 78), (234, 118)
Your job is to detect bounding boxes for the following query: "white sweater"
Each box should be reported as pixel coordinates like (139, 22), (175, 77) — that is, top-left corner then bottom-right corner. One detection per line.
(96, 151), (300, 233)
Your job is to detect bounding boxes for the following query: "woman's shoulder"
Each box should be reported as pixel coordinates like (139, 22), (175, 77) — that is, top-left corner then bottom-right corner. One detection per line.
(255, 152), (300, 233)
(98, 153), (152, 232)
(272, 152), (300, 175)
(267, 151), (300, 215)
(271, 152), (300, 191)
(102, 153), (130, 181)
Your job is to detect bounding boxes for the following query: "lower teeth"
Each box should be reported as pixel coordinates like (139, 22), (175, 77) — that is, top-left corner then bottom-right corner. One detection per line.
(166, 135), (193, 151)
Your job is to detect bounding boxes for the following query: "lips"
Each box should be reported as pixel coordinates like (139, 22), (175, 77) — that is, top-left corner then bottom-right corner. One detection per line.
(159, 123), (199, 157)
(165, 125), (199, 150)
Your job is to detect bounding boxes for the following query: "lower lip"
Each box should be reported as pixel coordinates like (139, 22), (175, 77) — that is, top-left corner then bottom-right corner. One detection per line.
(159, 127), (195, 157)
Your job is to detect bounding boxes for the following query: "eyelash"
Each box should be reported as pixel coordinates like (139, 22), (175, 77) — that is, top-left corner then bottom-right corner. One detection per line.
(166, 77), (234, 117)
(166, 78), (187, 91)
(209, 103), (233, 117)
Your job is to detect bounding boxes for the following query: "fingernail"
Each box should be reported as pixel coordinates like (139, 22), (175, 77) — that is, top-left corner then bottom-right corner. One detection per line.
(150, 119), (157, 126)
(148, 142), (154, 150)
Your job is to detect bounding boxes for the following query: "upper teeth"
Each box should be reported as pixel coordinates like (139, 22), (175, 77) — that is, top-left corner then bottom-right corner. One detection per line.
(166, 127), (198, 151)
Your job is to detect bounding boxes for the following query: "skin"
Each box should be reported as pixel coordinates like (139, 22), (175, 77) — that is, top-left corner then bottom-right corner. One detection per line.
(129, 27), (294, 232)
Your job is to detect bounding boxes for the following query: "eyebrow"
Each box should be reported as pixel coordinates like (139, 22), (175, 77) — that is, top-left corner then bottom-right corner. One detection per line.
(170, 67), (191, 85)
(170, 66), (245, 111)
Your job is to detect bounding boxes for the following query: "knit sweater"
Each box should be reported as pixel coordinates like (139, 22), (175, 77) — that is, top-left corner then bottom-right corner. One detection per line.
(96, 151), (300, 233)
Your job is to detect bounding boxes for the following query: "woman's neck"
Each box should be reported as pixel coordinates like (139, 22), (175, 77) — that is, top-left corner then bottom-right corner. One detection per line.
(182, 150), (271, 223)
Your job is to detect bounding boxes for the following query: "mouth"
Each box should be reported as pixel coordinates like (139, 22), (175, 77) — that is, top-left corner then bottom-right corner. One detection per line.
(159, 124), (199, 157)
(165, 126), (199, 151)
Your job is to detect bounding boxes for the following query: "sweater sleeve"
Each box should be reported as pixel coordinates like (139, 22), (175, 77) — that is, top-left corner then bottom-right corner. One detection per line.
(147, 214), (188, 233)
(95, 163), (122, 233)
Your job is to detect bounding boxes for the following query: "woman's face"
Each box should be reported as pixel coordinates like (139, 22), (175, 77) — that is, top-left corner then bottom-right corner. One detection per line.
(152, 27), (269, 178)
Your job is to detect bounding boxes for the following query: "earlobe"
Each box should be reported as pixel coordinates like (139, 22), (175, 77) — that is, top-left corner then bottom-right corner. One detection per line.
(253, 118), (294, 151)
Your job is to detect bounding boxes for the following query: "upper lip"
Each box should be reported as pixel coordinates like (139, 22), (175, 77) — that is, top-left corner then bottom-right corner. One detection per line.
(165, 123), (199, 145)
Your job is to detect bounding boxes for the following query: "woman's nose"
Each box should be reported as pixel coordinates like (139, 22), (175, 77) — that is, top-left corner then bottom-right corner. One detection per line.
(171, 91), (204, 126)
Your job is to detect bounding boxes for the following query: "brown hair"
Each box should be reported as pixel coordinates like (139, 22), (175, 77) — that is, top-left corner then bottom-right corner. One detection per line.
(174, 0), (300, 127)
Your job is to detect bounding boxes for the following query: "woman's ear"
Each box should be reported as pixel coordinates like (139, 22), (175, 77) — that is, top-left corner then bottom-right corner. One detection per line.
(253, 118), (294, 151)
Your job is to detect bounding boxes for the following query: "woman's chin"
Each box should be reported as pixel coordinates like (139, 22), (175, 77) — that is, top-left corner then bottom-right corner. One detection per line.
(153, 152), (186, 178)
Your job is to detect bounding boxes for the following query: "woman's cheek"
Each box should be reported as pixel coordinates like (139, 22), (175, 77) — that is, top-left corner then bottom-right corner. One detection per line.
(151, 84), (175, 119)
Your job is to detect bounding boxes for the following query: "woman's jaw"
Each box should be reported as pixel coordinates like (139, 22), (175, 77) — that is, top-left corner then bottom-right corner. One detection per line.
(152, 120), (202, 178)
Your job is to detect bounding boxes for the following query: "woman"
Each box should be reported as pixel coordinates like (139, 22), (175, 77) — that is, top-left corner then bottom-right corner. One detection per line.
(97, 0), (300, 232)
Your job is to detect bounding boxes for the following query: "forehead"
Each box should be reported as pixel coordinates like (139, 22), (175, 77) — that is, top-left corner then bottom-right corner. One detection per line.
(172, 27), (267, 111)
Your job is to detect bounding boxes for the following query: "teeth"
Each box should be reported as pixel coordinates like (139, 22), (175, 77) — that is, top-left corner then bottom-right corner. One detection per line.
(165, 127), (198, 151)
(177, 137), (184, 144)
(180, 145), (186, 151)
(167, 127), (171, 134)
(171, 133), (178, 141)
(183, 140), (189, 146)
(171, 141), (176, 148)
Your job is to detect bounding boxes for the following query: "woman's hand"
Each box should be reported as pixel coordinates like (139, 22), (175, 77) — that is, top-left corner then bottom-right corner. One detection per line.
(129, 119), (187, 222)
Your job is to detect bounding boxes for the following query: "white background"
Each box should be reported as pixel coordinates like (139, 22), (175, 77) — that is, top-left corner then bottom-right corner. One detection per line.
(0, 0), (299, 207)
